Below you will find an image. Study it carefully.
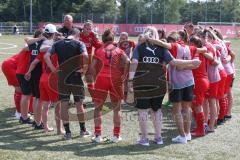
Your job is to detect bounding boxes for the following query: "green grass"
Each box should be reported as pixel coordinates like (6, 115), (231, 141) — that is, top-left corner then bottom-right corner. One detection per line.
(0, 35), (240, 160)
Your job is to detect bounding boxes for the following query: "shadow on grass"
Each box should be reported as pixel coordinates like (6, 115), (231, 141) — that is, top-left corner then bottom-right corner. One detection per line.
(0, 104), (179, 157)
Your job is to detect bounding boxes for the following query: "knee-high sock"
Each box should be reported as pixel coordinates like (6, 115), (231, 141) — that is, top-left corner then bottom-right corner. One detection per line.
(14, 91), (22, 113)
(195, 112), (205, 135)
(225, 96), (229, 116)
(218, 97), (227, 120)
(113, 126), (120, 137)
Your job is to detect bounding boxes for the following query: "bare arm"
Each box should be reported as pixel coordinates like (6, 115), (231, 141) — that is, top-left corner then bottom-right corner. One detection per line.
(128, 58), (138, 92)
(147, 38), (172, 50)
(79, 52), (89, 75)
(44, 51), (57, 73)
(24, 59), (40, 80)
(228, 50), (235, 62)
(196, 47), (207, 53)
(24, 36), (45, 45)
(201, 52), (213, 61)
(169, 58), (201, 70)
(128, 59), (138, 80)
(40, 46), (51, 52)
(85, 57), (98, 84)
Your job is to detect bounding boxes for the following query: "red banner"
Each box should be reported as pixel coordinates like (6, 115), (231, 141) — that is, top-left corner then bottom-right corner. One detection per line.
(38, 23), (240, 38)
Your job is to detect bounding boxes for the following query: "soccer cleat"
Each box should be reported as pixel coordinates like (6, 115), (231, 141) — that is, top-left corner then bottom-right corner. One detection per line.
(224, 115), (232, 121)
(204, 123), (208, 133)
(34, 122), (44, 130)
(63, 132), (72, 140)
(15, 111), (21, 120)
(19, 116), (34, 124)
(186, 133), (192, 141)
(80, 130), (92, 137)
(137, 138), (150, 146)
(32, 121), (36, 127)
(217, 119), (224, 125)
(91, 135), (103, 143)
(153, 137), (163, 145)
(112, 136), (122, 143)
(172, 135), (187, 144)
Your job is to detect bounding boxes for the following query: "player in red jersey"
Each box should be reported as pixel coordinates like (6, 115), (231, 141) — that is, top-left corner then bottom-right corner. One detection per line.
(213, 29), (235, 123)
(89, 29), (129, 143)
(80, 20), (102, 99)
(206, 30), (228, 125)
(80, 20), (102, 63)
(188, 36), (214, 137)
(117, 32), (136, 103)
(2, 54), (22, 119)
(199, 30), (220, 132)
(224, 40), (235, 120)
(25, 24), (63, 133)
(117, 32), (136, 58)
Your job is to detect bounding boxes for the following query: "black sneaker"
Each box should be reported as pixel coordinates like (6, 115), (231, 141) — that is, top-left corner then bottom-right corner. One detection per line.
(217, 119), (224, 125)
(224, 115), (232, 121)
(19, 117), (34, 124)
(63, 132), (72, 140)
(32, 121), (36, 127)
(34, 122), (44, 130)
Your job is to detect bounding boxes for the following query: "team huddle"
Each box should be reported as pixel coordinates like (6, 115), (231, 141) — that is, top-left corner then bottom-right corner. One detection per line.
(1, 15), (235, 146)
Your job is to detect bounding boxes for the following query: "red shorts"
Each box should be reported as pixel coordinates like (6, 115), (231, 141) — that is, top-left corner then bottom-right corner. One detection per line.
(93, 76), (124, 104)
(193, 78), (209, 106)
(225, 74), (234, 94)
(206, 82), (219, 99)
(2, 60), (19, 86)
(39, 73), (58, 102)
(217, 70), (227, 99)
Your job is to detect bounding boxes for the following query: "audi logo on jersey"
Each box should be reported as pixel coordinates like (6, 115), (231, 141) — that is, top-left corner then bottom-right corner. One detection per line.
(143, 56), (160, 64)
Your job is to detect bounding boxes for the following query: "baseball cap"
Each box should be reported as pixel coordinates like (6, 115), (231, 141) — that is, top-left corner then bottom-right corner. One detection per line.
(44, 24), (58, 34)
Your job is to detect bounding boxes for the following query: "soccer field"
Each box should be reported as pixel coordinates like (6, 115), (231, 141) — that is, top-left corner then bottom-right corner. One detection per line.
(0, 35), (240, 160)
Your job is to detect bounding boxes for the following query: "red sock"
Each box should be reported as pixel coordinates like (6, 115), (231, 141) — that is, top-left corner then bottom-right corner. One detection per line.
(29, 97), (33, 113)
(94, 126), (102, 136)
(219, 98), (227, 120)
(14, 91), (22, 113)
(225, 96), (229, 116)
(192, 112), (205, 136)
(113, 126), (120, 137)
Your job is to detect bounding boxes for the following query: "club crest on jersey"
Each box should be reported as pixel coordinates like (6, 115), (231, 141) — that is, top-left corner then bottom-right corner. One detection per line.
(143, 56), (159, 64)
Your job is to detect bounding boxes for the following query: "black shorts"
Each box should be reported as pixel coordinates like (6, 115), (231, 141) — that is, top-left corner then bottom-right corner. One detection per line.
(58, 72), (85, 102)
(135, 96), (164, 111)
(169, 85), (194, 103)
(17, 74), (31, 96)
(16, 74), (40, 98)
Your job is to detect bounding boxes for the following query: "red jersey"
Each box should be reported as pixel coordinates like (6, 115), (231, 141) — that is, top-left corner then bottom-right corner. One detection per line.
(118, 40), (136, 58)
(94, 43), (126, 78)
(3, 54), (19, 67)
(16, 49), (31, 74)
(170, 41), (188, 58)
(80, 31), (102, 56)
(36, 52), (58, 74)
(190, 46), (208, 79)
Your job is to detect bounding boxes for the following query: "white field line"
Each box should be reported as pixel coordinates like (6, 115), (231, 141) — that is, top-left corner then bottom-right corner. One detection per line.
(0, 42), (18, 50)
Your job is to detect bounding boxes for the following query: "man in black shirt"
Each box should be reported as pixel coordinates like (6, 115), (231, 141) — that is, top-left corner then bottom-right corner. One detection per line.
(44, 28), (90, 140)
(57, 15), (79, 38)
